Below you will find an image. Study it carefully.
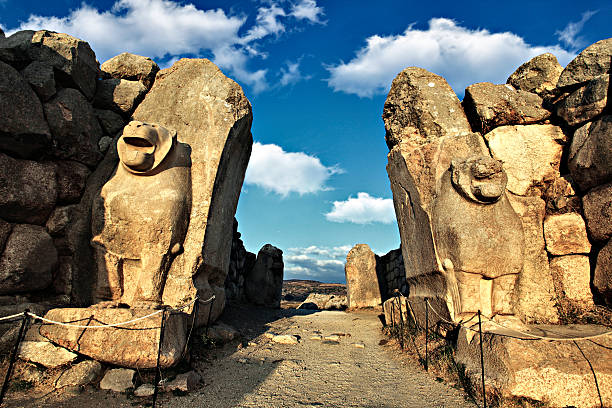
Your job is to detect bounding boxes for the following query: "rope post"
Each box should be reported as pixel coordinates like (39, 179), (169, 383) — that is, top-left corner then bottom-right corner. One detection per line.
(0, 309), (29, 406)
(478, 310), (487, 408)
(424, 298), (429, 371)
(205, 297), (215, 338)
(390, 300), (395, 331)
(398, 295), (404, 350)
(152, 307), (168, 408)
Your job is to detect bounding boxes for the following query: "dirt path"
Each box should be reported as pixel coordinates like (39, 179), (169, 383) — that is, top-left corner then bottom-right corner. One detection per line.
(5, 306), (475, 407)
(166, 308), (475, 408)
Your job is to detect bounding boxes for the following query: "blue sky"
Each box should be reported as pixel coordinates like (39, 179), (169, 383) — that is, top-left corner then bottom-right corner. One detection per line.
(1, 0), (610, 282)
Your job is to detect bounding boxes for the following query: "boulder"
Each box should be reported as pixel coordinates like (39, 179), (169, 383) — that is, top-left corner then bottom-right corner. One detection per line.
(20, 61), (56, 101)
(297, 293), (347, 310)
(556, 75), (609, 126)
(568, 115), (612, 192)
(0, 153), (57, 224)
(40, 307), (188, 368)
(28, 30), (100, 100)
(485, 124), (565, 196)
(101, 52), (160, 89)
(134, 384), (155, 397)
(55, 161), (91, 204)
(594, 240), (612, 306)
(55, 360), (102, 388)
(271, 334), (299, 345)
(132, 58), (253, 322)
(163, 371), (201, 392)
(52, 256), (74, 295)
(0, 30), (36, 67)
(557, 38), (612, 89)
(0, 60), (51, 159)
(543, 213), (591, 255)
(462, 82), (550, 133)
(207, 322), (239, 344)
(18, 340), (77, 368)
(44, 88), (104, 166)
(0, 224), (57, 295)
(245, 244), (284, 307)
(0, 219), (11, 252)
(582, 182), (612, 242)
(508, 195), (559, 323)
(99, 368), (135, 392)
(382, 66), (471, 149)
(549, 255), (593, 304)
(507, 53), (563, 95)
(93, 78), (147, 116)
(345, 244), (382, 308)
(94, 109), (125, 136)
(46, 205), (78, 237)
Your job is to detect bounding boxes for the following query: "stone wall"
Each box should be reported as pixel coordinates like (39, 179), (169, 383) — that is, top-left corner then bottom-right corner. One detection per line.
(375, 247), (405, 300)
(383, 38), (611, 325)
(225, 218), (256, 302)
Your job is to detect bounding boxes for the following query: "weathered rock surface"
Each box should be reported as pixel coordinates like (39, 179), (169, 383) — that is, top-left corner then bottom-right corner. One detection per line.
(345, 244), (382, 309)
(543, 213), (591, 255)
(55, 161), (91, 204)
(568, 115), (612, 192)
(0, 30), (35, 65)
(0, 224), (57, 294)
(163, 371), (201, 392)
(456, 326), (612, 408)
(271, 334), (299, 345)
(0, 153), (57, 224)
(94, 109), (125, 136)
(101, 52), (159, 89)
(44, 88), (103, 166)
(594, 240), (612, 306)
(382, 66), (471, 149)
(462, 82), (550, 133)
(0, 60), (51, 159)
(40, 308), (187, 368)
(245, 244), (284, 308)
(21, 61), (56, 101)
(582, 182), (612, 242)
(46, 205), (78, 236)
(485, 124), (565, 196)
(556, 75), (609, 126)
(508, 195), (558, 323)
(99, 368), (135, 392)
(506, 53), (563, 95)
(0, 219), (11, 252)
(18, 340), (77, 368)
(557, 38), (612, 88)
(549, 255), (593, 305)
(297, 293), (347, 310)
(207, 322), (239, 344)
(28, 30), (100, 100)
(55, 360), (102, 388)
(132, 58), (253, 323)
(134, 384), (155, 397)
(93, 78), (147, 115)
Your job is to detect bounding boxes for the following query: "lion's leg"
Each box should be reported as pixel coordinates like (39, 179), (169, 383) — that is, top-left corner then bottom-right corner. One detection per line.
(94, 248), (123, 307)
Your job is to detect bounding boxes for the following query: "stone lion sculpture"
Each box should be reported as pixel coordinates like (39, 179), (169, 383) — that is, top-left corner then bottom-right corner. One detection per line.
(433, 156), (525, 321)
(91, 121), (192, 308)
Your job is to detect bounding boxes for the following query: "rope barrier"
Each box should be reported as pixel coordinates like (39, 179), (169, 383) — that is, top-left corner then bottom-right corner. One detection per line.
(0, 313), (28, 323)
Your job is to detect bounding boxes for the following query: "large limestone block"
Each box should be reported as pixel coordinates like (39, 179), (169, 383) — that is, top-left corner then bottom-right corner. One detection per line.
(456, 326), (612, 408)
(582, 182), (612, 242)
(44, 88), (104, 166)
(55, 360), (102, 388)
(245, 244), (284, 307)
(543, 213), (591, 255)
(0, 60), (51, 159)
(40, 307), (187, 368)
(594, 240), (612, 306)
(101, 52), (159, 89)
(556, 75), (609, 127)
(18, 340), (77, 368)
(508, 195), (558, 323)
(0, 153), (57, 224)
(506, 53), (563, 95)
(132, 58), (253, 320)
(93, 78), (147, 116)
(382, 67), (471, 149)
(485, 124), (565, 196)
(557, 38), (612, 88)
(345, 244), (382, 309)
(568, 115), (612, 192)
(28, 30), (100, 100)
(549, 255), (593, 305)
(462, 82), (550, 133)
(99, 368), (135, 392)
(0, 224), (57, 295)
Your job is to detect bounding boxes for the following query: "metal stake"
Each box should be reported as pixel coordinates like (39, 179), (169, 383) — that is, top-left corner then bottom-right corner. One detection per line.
(398, 295), (404, 349)
(0, 310), (29, 406)
(425, 298), (429, 371)
(478, 310), (487, 408)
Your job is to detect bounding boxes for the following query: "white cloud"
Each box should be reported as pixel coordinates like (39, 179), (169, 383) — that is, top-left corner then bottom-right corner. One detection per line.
(290, 0), (325, 24)
(244, 142), (342, 196)
(5, 0), (325, 93)
(284, 245), (350, 282)
(279, 60), (310, 86)
(327, 18), (576, 97)
(325, 192), (395, 224)
(556, 10), (598, 50)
